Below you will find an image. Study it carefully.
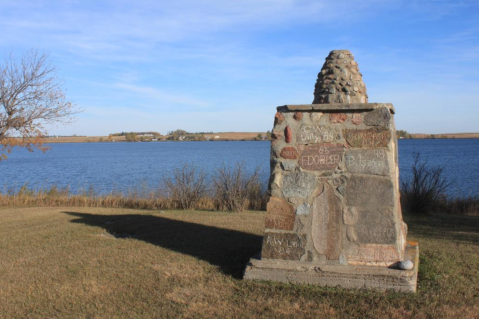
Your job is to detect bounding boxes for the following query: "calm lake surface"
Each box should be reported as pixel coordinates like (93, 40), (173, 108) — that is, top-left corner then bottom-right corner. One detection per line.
(1, 139), (478, 198)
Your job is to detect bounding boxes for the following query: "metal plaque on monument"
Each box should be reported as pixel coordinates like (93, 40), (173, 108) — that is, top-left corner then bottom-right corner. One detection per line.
(244, 50), (419, 293)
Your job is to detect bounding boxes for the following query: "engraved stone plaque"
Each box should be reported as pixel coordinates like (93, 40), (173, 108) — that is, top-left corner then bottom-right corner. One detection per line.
(347, 244), (400, 265)
(312, 183), (342, 260)
(343, 128), (391, 148)
(299, 143), (343, 171)
(261, 233), (306, 260)
(280, 147), (299, 159)
(364, 107), (391, 128)
(354, 209), (396, 244)
(265, 197), (295, 230)
(297, 124), (339, 144)
(346, 175), (394, 207)
(282, 172), (317, 199)
(345, 149), (390, 176)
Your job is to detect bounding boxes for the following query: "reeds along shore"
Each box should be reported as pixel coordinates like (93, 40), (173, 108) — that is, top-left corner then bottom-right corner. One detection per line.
(0, 185), (267, 211)
(0, 183), (477, 216)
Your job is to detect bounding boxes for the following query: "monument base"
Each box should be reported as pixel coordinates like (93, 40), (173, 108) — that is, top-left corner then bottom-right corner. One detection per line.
(244, 242), (419, 293)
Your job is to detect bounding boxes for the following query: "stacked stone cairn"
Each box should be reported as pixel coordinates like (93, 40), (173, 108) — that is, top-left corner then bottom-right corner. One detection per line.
(313, 50), (368, 104)
(244, 50), (419, 293)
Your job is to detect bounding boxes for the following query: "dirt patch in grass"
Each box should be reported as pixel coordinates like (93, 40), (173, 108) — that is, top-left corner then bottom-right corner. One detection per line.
(0, 207), (478, 318)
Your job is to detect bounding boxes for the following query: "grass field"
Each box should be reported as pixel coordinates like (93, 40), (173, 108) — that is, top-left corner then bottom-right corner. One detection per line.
(1, 207), (478, 318)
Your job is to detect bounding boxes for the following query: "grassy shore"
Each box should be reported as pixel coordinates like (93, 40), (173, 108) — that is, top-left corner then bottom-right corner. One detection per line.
(1, 207), (478, 318)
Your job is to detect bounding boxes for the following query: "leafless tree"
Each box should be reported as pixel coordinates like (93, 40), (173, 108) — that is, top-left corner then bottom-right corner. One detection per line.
(0, 50), (76, 160)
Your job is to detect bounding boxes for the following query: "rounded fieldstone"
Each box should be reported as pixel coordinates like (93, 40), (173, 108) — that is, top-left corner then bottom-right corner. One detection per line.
(399, 260), (414, 270)
(294, 112), (303, 120)
(285, 126), (293, 143)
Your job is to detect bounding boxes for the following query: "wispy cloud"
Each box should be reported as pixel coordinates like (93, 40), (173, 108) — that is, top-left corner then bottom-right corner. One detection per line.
(0, 0), (396, 61)
(115, 83), (209, 108)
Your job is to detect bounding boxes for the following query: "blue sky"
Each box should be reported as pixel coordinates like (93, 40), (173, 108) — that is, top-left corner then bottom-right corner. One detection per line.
(1, 0), (478, 135)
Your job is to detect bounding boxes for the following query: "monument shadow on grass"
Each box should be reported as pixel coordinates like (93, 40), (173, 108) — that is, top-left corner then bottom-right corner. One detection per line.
(63, 211), (263, 279)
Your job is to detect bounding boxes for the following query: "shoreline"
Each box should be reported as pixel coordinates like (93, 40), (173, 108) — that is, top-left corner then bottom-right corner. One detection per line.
(41, 132), (479, 143)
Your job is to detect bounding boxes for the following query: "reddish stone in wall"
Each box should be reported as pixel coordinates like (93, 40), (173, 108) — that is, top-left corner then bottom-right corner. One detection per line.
(298, 143), (343, 171)
(343, 128), (391, 148)
(265, 197), (295, 230)
(294, 112), (303, 120)
(285, 126), (293, 143)
(280, 147), (299, 159)
(275, 112), (285, 125)
(352, 113), (362, 125)
(330, 113), (348, 123)
(312, 183), (342, 260)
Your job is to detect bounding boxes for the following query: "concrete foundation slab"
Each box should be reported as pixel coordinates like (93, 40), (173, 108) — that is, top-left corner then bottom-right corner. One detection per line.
(244, 242), (419, 293)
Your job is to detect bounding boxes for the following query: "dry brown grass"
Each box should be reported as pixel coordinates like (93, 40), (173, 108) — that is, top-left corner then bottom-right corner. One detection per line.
(0, 207), (478, 318)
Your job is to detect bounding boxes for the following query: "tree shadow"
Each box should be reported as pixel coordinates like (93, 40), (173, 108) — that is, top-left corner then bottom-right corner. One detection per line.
(63, 211), (263, 279)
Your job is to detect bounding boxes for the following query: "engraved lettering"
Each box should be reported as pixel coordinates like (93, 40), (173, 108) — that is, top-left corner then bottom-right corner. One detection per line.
(297, 125), (339, 144)
(299, 143), (343, 171)
(261, 233), (307, 260)
(343, 128), (391, 148)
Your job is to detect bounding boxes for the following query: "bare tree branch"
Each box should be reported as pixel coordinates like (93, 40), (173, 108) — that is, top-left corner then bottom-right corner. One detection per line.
(0, 49), (78, 160)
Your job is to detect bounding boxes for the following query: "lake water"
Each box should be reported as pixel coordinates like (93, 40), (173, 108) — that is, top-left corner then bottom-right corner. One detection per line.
(0, 139), (478, 198)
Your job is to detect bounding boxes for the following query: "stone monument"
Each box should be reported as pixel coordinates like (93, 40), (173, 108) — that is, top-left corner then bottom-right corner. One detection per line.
(244, 50), (419, 292)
